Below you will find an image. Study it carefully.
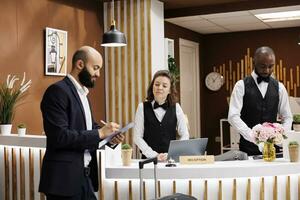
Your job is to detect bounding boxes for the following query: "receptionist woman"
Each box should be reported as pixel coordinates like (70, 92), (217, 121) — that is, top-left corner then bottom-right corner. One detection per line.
(133, 70), (189, 161)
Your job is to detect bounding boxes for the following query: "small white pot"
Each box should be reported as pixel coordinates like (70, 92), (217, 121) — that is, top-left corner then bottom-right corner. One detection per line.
(18, 128), (26, 136)
(0, 124), (12, 135)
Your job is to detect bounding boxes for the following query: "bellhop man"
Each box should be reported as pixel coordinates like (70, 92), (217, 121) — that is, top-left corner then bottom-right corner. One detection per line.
(228, 46), (292, 156)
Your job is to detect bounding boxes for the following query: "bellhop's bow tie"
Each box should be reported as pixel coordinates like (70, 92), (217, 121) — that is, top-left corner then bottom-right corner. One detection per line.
(153, 101), (168, 110)
(257, 76), (270, 84)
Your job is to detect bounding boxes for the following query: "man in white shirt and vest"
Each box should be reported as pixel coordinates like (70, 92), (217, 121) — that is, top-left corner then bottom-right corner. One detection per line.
(228, 46), (292, 156)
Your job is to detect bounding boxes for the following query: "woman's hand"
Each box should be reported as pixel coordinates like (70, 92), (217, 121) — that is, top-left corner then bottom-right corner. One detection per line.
(157, 153), (168, 161)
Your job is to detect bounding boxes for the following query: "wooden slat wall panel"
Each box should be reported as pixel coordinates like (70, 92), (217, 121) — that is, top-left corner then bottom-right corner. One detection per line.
(12, 148), (17, 200)
(104, 0), (152, 157)
(20, 149), (25, 200)
(4, 147), (10, 200)
(29, 148), (34, 200)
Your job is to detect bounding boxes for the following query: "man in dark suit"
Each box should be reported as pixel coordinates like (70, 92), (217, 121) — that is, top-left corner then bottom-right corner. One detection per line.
(39, 46), (124, 199)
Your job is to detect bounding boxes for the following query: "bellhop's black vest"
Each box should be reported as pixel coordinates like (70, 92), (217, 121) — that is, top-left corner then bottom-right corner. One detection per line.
(143, 101), (177, 157)
(240, 76), (279, 155)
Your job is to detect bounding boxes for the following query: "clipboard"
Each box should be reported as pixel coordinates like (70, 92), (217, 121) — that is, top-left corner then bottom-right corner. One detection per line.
(98, 122), (134, 148)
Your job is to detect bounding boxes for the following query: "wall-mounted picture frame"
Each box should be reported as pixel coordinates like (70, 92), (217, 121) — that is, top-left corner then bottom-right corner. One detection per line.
(45, 27), (67, 76)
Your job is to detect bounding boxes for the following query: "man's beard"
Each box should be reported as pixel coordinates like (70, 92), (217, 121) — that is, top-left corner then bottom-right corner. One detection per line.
(78, 67), (95, 88)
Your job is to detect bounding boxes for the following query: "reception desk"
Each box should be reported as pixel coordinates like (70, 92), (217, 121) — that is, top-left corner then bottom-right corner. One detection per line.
(1, 134), (300, 200)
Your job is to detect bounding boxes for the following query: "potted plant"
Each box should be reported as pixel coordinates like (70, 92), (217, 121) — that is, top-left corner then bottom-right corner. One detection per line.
(0, 73), (31, 135)
(168, 55), (180, 87)
(289, 141), (299, 162)
(17, 123), (26, 136)
(293, 114), (300, 132)
(121, 143), (132, 166)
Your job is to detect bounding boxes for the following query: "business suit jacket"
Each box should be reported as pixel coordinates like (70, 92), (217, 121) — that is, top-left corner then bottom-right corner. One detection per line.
(39, 77), (102, 196)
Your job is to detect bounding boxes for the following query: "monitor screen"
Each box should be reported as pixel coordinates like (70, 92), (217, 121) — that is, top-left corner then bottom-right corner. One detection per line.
(167, 138), (208, 162)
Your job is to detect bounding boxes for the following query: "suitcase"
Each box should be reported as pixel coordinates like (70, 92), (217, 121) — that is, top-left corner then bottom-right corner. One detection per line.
(138, 157), (197, 200)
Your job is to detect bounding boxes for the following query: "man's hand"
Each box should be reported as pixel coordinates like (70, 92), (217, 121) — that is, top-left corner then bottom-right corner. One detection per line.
(110, 134), (125, 145)
(98, 122), (120, 139)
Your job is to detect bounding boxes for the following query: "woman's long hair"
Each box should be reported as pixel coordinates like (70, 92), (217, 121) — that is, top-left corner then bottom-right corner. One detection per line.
(146, 70), (178, 106)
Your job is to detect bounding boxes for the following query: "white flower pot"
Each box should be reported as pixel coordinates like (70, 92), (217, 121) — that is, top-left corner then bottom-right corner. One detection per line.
(0, 124), (12, 135)
(18, 128), (26, 136)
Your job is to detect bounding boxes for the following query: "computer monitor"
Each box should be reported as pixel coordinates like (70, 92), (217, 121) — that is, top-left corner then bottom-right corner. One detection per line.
(167, 138), (208, 162)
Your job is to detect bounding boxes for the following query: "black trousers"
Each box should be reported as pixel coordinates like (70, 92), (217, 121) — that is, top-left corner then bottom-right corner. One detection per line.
(46, 168), (97, 200)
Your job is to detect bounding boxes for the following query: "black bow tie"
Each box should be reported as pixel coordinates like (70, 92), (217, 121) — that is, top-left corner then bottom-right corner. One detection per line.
(257, 76), (270, 84)
(153, 101), (168, 110)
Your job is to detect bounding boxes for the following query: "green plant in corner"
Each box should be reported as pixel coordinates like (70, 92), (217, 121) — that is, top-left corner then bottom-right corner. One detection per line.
(293, 114), (300, 124)
(168, 55), (179, 86)
(121, 143), (132, 150)
(0, 73), (32, 124)
(17, 123), (26, 129)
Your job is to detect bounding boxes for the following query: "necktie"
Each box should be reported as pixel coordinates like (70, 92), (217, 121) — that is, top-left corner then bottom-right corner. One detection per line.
(257, 76), (270, 84)
(153, 101), (168, 110)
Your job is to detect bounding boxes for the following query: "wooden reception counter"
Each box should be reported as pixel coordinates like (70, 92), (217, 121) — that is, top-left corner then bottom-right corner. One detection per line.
(1, 134), (300, 200)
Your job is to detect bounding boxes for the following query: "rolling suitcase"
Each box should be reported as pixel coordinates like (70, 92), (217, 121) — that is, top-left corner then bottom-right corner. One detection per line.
(138, 157), (197, 200)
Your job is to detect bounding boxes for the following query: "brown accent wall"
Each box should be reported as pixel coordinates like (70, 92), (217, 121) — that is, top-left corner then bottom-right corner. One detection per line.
(165, 22), (300, 154)
(203, 27), (300, 154)
(0, 0), (105, 134)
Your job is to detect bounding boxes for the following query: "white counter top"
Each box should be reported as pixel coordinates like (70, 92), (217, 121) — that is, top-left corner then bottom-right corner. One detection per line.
(0, 134), (46, 148)
(106, 158), (300, 179)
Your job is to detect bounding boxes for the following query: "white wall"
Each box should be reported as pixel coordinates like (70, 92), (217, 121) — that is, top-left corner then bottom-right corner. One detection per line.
(151, 0), (166, 77)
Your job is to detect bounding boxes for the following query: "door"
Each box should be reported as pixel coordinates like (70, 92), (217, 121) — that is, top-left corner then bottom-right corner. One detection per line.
(179, 38), (201, 138)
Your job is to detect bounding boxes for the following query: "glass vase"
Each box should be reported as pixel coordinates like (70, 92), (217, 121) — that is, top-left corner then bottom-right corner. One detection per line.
(263, 142), (276, 162)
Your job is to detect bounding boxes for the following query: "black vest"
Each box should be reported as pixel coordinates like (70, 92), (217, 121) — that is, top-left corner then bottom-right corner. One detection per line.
(239, 76), (279, 155)
(143, 101), (177, 156)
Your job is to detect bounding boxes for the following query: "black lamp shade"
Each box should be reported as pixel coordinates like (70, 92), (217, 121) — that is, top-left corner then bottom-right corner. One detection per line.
(101, 23), (126, 47)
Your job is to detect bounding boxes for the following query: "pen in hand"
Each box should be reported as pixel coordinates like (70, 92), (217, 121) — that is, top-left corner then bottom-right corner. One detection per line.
(100, 120), (107, 125)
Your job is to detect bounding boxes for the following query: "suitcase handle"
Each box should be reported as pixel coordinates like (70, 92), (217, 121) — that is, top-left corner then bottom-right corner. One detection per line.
(138, 157), (158, 169)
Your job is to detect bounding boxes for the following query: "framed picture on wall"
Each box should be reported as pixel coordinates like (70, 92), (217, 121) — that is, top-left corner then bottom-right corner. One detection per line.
(45, 27), (67, 76)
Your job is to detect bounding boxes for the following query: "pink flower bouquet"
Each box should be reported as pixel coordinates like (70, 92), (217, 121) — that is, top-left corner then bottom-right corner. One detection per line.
(252, 122), (287, 144)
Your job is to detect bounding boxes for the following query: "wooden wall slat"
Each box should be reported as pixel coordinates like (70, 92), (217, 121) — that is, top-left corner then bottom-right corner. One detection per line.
(107, 2), (113, 121)
(29, 148), (34, 200)
(114, 181), (119, 200)
(260, 177), (264, 200)
(147, 0), (152, 83)
(126, 0), (133, 145)
(114, 0), (120, 124)
(232, 179), (236, 200)
(133, 0), (139, 110)
(4, 147), (10, 200)
(273, 176), (277, 200)
(39, 149), (45, 200)
(12, 148), (17, 200)
(120, 0), (127, 132)
(218, 180), (222, 200)
(20, 148), (25, 200)
(140, 0), (146, 99)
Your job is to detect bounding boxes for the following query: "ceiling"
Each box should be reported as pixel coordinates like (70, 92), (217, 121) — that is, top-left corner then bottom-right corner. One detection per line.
(160, 0), (243, 10)
(160, 0), (300, 34)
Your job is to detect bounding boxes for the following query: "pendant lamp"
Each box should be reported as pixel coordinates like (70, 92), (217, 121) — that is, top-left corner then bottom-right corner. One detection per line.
(101, 0), (126, 47)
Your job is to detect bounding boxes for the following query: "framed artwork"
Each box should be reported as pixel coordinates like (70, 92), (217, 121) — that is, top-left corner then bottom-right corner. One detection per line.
(45, 27), (68, 76)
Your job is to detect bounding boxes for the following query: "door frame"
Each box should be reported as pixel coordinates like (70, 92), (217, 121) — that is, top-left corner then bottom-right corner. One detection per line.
(179, 38), (201, 138)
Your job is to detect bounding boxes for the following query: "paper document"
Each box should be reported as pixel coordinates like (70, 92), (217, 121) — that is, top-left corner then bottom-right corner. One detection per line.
(98, 122), (134, 148)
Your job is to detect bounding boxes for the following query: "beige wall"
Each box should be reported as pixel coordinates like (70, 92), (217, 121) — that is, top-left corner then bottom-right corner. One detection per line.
(0, 0), (105, 134)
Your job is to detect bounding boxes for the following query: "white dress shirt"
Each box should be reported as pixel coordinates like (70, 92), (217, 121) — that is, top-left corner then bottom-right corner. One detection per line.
(228, 71), (293, 145)
(67, 74), (92, 167)
(133, 101), (190, 158)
